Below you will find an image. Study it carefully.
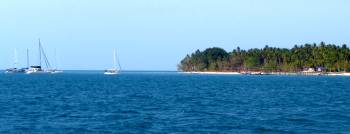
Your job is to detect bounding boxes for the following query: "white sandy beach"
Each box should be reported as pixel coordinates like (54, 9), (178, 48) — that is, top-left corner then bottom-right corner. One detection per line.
(182, 72), (241, 75)
(327, 73), (350, 76)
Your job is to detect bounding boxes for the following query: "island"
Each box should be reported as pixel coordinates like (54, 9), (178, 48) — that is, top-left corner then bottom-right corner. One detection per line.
(178, 42), (350, 75)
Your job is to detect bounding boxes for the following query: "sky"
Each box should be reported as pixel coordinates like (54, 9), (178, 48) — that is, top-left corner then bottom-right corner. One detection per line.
(0, 0), (349, 70)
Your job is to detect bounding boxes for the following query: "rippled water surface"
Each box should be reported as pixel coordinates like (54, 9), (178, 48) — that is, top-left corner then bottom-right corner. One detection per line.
(0, 71), (350, 133)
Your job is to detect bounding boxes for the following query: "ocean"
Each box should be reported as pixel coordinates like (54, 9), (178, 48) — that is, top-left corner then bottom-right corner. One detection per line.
(0, 71), (349, 133)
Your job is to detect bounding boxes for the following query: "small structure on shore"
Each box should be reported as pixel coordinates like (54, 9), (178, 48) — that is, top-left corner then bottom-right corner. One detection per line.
(303, 68), (316, 73)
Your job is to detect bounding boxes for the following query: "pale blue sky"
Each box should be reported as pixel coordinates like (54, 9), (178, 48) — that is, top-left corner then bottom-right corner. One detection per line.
(0, 0), (349, 70)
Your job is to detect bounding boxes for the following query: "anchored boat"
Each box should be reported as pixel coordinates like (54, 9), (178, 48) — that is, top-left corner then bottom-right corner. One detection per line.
(5, 49), (28, 74)
(104, 49), (121, 75)
(26, 39), (60, 74)
(50, 49), (63, 74)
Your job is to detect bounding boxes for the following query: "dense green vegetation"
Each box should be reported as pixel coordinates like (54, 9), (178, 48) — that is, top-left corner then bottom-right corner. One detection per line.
(179, 42), (350, 72)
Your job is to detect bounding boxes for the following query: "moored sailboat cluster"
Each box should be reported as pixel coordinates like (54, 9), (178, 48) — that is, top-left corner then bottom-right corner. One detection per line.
(5, 39), (122, 75)
(5, 39), (63, 74)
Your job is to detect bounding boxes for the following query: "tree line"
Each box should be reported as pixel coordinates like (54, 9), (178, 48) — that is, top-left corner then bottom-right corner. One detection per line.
(178, 42), (350, 72)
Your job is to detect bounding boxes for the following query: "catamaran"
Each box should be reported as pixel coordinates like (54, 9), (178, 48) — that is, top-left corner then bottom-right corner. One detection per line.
(104, 49), (121, 75)
(26, 39), (58, 74)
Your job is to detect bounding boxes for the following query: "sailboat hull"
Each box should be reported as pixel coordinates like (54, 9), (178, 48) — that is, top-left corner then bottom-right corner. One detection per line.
(104, 71), (119, 75)
(104, 72), (118, 75)
(5, 68), (27, 74)
(26, 70), (52, 74)
(51, 70), (63, 74)
(26, 70), (63, 74)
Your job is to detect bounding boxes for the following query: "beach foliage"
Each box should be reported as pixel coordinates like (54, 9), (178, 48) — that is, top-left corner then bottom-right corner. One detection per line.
(179, 42), (350, 72)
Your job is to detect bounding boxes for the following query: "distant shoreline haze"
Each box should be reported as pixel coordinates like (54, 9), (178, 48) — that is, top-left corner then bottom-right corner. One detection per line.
(179, 42), (350, 72)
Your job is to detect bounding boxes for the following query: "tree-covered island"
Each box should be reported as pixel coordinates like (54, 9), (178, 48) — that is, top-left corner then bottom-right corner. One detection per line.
(179, 42), (350, 73)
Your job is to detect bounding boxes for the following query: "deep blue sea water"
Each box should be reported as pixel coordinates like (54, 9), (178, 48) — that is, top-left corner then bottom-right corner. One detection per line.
(0, 71), (350, 133)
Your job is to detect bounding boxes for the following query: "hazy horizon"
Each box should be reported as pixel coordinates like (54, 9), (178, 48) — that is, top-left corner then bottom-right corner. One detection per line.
(1, 0), (349, 70)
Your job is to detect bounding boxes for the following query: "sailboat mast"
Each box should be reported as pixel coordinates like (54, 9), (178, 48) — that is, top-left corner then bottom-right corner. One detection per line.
(54, 49), (57, 70)
(115, 49), (122, 71)
(27, 49), (30, 68)
(39, 40), (51, 69)
(39, 39), (42, 67)
(14, 48), (18, 68)
(113, 49), (117, 69)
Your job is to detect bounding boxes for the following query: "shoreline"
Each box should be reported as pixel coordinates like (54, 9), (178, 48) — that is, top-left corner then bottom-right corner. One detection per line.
(181, 71), (350, 76)
(182, 72), (241, 75)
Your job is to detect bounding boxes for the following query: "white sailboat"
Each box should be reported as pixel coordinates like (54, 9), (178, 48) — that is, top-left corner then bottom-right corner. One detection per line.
(5, 49), (25, 73)
(6, 48), (33, 74)
(104, 49), (121, 75)
(26, 39), (54, 74)
(5, 49), (28, 74)
(5, 49), (18, 73)
(50, 49), (63, 74)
